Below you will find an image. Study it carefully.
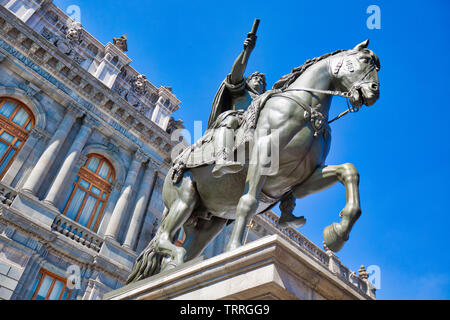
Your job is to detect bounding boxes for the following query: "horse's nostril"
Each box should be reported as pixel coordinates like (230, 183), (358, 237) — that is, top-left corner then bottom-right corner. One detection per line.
(371, 83), (379, 90)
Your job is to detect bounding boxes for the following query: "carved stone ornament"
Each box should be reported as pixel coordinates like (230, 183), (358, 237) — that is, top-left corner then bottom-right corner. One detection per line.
(166, 117), (184, 134)
(65, 21), (83, 44)
(131, 74), (147, 96)
(125, 92), (140, 108)
(40, 23), (85, 65)
(54, 38), (73, 55)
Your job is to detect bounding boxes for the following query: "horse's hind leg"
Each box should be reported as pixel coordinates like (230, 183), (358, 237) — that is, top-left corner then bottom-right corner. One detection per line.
(182, 214), (229, 261)
(292, 163), (361, 252)
(157, 172), (199, 269)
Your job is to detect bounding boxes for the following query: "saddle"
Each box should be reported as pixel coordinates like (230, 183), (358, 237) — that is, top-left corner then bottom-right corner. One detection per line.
(171, 90), (277, 184)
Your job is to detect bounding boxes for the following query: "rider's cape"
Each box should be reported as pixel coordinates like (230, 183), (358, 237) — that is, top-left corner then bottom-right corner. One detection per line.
(207, 74), (247, 129)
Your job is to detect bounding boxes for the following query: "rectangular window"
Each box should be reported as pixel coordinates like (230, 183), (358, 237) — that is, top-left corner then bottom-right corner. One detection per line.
(0, 149), (15, 174)
(87, 157), (100, 172)
(78, 195), (97, 226)
(0, 131), (15, 143)
(65, 188), (86, 220)
(0, 141), (8, 159)
(12, 108), (29, 127)
(30, 269), (71, 300)
(98, 162), (110, 179)
(90, 201), (104, 231)
(91, 186), (101, 196)
(79, 179), (91, 190)
(0, 100), (18, 118)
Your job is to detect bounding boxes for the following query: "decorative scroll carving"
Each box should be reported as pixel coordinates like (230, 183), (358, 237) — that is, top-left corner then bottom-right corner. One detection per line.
(78, 167), (112, 193)
(0, 116), (29, 140)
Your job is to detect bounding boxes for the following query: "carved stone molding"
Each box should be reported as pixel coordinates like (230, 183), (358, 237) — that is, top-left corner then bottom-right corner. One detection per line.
(111, 179), (123, 191)
(29, 127), (49, 142)
(84, 114), (99, 128)
(18, 82), (41, 97)
(75, 154), (88, 168)
(66, 103), (84, 118)
(135, 149), (148, 163)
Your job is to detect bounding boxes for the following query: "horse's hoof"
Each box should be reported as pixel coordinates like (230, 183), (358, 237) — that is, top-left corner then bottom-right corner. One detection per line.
(323, 223), (346, 252)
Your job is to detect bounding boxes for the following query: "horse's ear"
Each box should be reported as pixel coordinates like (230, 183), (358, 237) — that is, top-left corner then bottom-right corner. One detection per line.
(354, 39), (369, 51)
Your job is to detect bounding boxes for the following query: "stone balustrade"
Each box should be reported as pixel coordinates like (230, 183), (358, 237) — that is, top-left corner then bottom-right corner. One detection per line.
(253, 210), (375, 298)
(51, 214), (103, 253)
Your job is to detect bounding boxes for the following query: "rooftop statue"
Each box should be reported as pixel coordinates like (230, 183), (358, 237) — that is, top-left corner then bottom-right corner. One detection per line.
(127, 20), (380, 283)
(113, 34), (128, 52)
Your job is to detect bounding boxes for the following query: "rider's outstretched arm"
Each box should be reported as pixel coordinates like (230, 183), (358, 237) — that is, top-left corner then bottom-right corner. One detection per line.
(229, 34), (256, 85)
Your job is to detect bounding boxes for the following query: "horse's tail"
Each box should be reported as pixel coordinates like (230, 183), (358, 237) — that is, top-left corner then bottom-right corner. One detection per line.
(126, 240), (164, 284)
(126, 208), (169, 284)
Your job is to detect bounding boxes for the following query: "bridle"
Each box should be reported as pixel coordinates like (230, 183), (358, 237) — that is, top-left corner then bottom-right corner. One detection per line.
(281, 50), (378, 124)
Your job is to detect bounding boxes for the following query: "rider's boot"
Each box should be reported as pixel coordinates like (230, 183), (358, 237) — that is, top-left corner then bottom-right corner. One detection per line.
(212, 127), (243, 178)
(278, 193), (307, 228)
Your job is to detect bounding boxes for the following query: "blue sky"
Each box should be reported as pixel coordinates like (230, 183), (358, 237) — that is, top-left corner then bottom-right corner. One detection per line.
(53, 0), (450, 299)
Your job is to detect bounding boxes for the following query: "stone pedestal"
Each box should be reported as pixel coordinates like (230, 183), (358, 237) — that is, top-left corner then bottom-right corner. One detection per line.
(104, 235), (374, 300)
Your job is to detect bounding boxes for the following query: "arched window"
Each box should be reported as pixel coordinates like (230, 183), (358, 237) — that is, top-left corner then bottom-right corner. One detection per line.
(62, 154), (115, 232)
(0, 97), (35, 179)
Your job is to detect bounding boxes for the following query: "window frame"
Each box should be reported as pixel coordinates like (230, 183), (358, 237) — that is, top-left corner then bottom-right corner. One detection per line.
(0, 97), (35, 179)
(30, 269), (72, 301)
(63, 154), (115, 232)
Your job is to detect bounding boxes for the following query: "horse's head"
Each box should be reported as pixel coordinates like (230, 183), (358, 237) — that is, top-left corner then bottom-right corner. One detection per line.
(331, 40), (380, 108)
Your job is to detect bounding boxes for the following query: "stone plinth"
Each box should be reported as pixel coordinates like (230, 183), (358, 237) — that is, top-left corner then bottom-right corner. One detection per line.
(104, 235), (374, 300)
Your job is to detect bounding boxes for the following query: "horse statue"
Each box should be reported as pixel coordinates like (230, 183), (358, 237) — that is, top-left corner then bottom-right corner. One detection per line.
(127, 39), (380, 283)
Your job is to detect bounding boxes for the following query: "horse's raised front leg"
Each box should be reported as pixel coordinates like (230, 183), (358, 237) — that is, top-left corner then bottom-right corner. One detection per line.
(292, 163), (361, 252)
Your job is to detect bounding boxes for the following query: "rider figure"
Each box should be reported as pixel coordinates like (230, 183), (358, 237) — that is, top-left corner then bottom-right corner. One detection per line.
(208, 30), (306, 229)
(208, 33), (267, 178)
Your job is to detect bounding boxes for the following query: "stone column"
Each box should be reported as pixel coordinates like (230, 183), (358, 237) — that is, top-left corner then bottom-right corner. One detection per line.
(97, 179), (123, 236)
(104, 150), (146, 240)
(43, 116), (95, 206)
(21, 107), (81, 195)
(122, 162), (157, 250)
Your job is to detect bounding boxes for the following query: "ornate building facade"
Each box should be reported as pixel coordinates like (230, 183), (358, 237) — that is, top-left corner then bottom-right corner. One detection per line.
(0, 0), (183, 300)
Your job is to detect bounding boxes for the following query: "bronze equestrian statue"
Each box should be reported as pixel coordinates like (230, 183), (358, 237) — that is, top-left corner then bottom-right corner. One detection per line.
(127, 24), (381, 283)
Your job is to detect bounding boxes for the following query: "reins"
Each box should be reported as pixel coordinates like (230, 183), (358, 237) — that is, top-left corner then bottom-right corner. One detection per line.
(282, 87), (357, 124)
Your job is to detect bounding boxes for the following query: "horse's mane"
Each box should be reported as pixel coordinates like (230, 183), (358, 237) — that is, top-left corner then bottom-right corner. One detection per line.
(272, 49), (347, 91)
